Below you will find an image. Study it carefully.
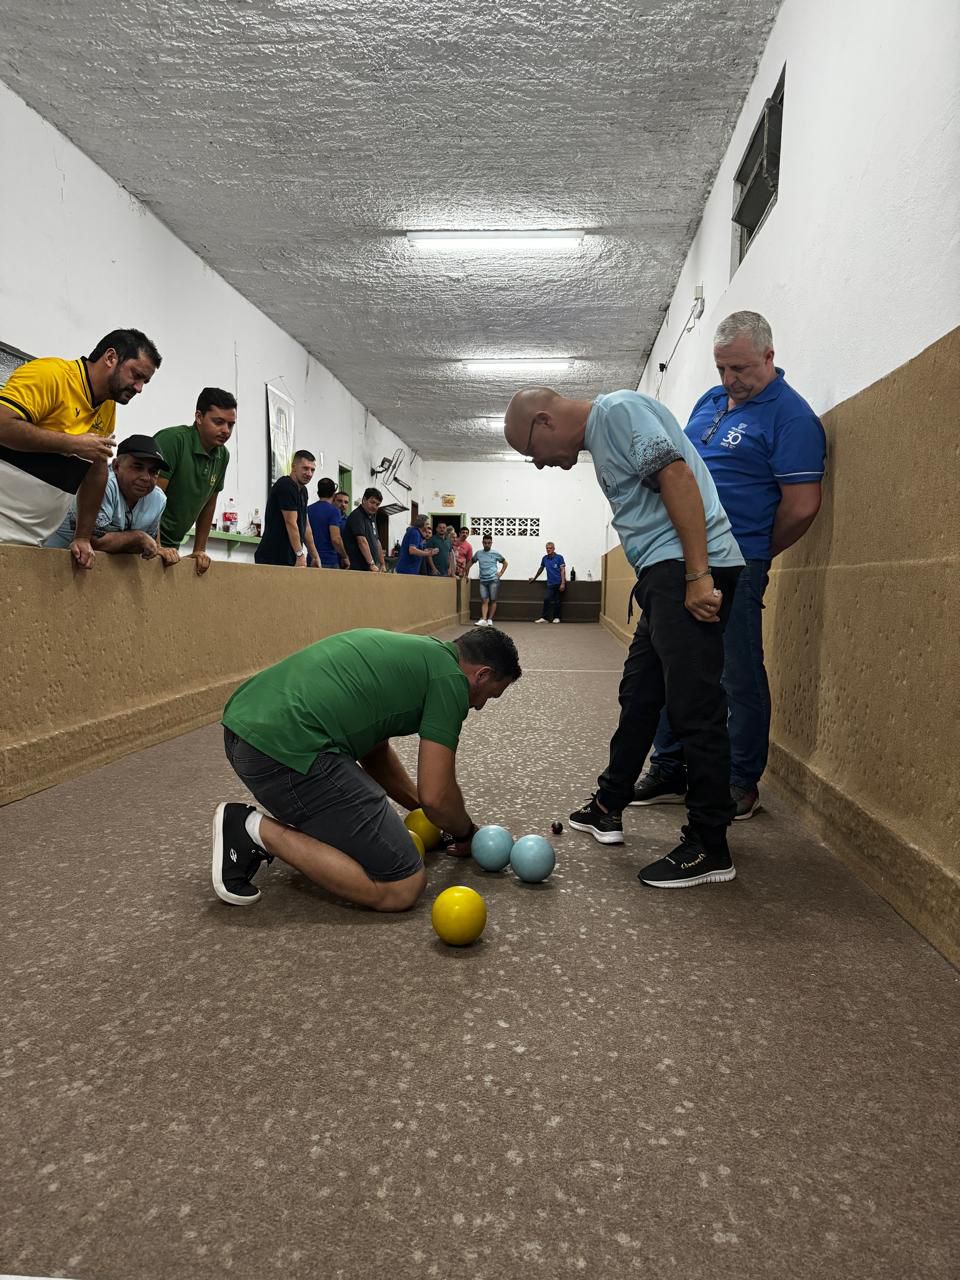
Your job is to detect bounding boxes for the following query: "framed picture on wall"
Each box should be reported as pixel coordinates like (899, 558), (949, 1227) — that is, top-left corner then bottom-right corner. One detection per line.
(265, 383), (295, 491)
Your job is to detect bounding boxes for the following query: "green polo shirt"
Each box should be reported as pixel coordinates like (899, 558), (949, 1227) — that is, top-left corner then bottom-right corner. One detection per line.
(154, 424), (230, 547)
(222, 629), (470, 774)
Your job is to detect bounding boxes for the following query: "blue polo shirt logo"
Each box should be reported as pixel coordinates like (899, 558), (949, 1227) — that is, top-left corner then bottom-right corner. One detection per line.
(719, 423), (749, 449)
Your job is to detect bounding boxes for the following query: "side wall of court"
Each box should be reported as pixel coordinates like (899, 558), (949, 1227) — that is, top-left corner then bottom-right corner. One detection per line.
(0, 548), (458, 807)
(602, 330), (960, 965)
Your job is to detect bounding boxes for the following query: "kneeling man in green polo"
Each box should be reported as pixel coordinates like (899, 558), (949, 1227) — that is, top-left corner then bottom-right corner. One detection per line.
(213, 626), (522, 911)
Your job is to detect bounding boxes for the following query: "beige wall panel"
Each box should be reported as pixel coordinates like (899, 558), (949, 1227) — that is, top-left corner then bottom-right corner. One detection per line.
(599, 329), (960, 962)
(0, 549), (456, 805)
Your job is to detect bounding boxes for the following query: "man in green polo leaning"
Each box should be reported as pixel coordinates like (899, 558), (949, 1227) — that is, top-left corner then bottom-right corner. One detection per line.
(213, 626), (522, 912)
(154, 387), (236, 575)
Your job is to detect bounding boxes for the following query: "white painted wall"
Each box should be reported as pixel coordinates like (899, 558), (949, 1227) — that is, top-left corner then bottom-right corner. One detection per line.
(0, 81), (420, 559)
(637, 0), (960, 441)
(419, 459), (611, 580)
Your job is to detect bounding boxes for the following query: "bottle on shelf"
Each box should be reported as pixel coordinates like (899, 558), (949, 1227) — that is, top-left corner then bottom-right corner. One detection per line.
(570, 566), (577, 582)
(222, 497), (238, 534)
(251, 507), (262, 537)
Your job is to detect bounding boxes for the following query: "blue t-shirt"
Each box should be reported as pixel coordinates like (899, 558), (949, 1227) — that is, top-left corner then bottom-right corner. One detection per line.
(540, 552), (565, 585)
(585, 390), (743, 573)
(44, 468), (166, 548)
(684, 369), (826, 560)
(395, 525), (427, 574)
(471, 548), (505, 581)
(307, 499), (342, 568)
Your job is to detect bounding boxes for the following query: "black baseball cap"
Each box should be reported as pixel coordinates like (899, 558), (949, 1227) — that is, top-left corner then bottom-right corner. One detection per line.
(116, 434), (166, 464)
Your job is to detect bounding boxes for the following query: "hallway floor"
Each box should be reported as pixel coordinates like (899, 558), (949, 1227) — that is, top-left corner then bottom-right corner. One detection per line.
(2, 623), (958, 1280)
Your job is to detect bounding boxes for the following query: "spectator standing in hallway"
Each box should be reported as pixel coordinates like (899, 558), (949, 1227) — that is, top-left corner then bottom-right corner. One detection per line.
(530, 540), (566, 622)
(307, 476), (349, 568)
(453, 527), (473, 578)
(634, 311), (826, 820)
(154, 388), (235, 576)
(45, 433), (177, 565)
(504, 385), (743, 889)
(395, 514), (438, 574)
(343, 487), (386, 572)
(423, 519), (455, 577)
(470, 533), (507, 626)
(256, 450), (321, 568)
(0, 328), (161, 565)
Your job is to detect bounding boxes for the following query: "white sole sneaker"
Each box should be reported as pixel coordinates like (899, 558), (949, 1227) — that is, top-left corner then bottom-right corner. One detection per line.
(639, 866), (736, 888)
(567, 817), (625, 844)
(212, 802), (262, 906)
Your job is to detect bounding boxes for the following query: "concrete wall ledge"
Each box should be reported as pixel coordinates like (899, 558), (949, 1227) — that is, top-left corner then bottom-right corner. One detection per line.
(0, 546), (457, 806)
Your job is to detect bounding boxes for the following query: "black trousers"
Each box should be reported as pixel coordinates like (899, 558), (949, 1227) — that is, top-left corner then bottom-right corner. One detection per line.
(596, 559), (742, 841)
(542, 584), (563, 621)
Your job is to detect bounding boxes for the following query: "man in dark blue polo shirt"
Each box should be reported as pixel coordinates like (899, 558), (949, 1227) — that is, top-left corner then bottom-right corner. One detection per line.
(530, 540), (566, 622)
(307, 476), (349, 568)
(633, 311), (826, 820)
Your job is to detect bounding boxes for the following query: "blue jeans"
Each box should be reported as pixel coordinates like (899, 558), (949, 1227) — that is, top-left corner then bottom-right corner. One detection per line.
(650, 558), (771, 790)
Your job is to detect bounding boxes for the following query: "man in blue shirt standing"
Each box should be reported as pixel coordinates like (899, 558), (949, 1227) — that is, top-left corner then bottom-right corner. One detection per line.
(633, 312), (826, 821)
(470, 534), (508, 626)
(395, 514), (439, 574)
(505, 385), (744, 889)
(530, 540), (566, 622)
(307, 476), (349, 568)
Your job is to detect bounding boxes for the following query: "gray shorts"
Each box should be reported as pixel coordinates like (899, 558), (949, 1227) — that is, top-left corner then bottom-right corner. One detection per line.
(479, 579), (499, 601)
(223, 728), (422, 882)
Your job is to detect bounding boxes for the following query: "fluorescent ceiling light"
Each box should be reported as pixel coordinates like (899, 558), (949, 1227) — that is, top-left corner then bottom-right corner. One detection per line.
(463, 358), (573, 374)
(408, 230), (586, 251)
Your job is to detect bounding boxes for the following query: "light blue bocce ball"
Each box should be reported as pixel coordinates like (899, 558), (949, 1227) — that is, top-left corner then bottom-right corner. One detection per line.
(510, 834), (556, 883)
(471, 825), (514, 872)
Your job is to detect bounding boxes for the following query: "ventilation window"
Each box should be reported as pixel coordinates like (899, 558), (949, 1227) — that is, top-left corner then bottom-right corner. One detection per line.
(471, 516), (540, 538)
(733, 68), (785, 264)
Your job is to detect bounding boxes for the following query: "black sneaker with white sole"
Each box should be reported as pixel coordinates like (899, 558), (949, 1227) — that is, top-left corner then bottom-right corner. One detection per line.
(731, 784), (761, 820)
(637, 825), (735, 888)
(568, 796), (624, 844)
(212, 802), (271, 906)
(630, 768), (686, 806)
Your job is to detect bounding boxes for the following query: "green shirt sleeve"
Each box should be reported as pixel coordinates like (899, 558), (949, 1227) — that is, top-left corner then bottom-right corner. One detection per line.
(154, 427), (183, 477)
(418, 673), (469, 751)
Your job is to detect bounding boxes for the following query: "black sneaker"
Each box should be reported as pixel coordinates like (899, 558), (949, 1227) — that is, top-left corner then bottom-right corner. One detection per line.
(638, 826), (735, 888)
(731, 784), (761, 820)
(630, 769), (686, 807)
(212, 803), (270, 906)
(568, 796), (624, 845)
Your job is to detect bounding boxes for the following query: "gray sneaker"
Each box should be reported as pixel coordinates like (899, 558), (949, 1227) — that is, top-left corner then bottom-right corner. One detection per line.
(731, 785), (761, 820)
(630, 769), (686, 806)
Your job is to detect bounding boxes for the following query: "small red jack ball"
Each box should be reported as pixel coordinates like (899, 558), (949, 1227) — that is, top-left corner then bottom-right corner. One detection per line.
(551, 821), (563, 835)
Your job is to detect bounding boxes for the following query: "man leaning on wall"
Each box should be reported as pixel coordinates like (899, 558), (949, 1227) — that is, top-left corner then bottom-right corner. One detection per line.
(153, 388), (236, 576)
(0, 328), (161, 567)
(634, 310), (826, 820)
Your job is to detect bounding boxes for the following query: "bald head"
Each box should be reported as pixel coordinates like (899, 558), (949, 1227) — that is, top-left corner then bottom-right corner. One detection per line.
(503, 386), (592, 470)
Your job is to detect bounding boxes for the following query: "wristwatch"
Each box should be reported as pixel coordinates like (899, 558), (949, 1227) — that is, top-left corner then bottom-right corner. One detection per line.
(294, 547), (306, 559)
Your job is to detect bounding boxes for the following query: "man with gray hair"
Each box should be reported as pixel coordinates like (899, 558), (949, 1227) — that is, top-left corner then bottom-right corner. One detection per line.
(394, 513), (439, 574)
(633, 310), (826, 819)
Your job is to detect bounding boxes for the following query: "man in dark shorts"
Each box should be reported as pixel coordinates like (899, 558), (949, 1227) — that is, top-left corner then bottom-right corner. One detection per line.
(212, 626), (522, 911)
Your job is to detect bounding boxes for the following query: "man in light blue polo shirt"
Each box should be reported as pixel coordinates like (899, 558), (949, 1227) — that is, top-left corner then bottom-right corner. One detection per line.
(635, 312), (826, 820)
(505, 385), (744, 889)
(45, 433), (177, 565)
(469, 534), (508, 625)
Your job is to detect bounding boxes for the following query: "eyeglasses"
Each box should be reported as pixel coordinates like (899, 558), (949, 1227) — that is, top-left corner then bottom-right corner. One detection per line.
(700, 405), (728, 446)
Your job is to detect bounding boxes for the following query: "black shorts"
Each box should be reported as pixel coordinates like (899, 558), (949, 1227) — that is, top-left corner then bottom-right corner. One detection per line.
(224, 729), (422, 882)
